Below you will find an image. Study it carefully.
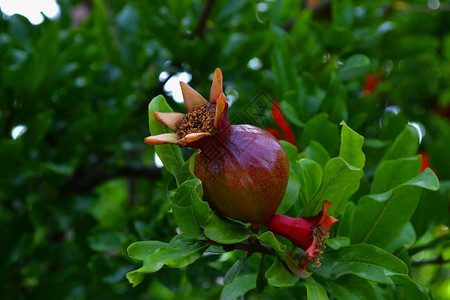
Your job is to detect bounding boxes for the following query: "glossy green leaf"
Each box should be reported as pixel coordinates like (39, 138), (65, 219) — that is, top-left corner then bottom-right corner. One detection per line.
(305, 140), (331, 168)
(382, 125), (419, 162)
(224, 256), (248, 285)
(371, 156), (421, 194)
(317, 274), (378, 300)
(302, 114), (339, 155)
(339, 54), (371, 81)
(301, 157), (363, 217)
(385, 272), (431, 300)
(315, 244), (408, 284)
(304, 276), (328, 300)
(326, 236), (350, 251)
(127, 240), (168, 261)
(220, 274), (257, 300)
(380, 222), (416, 253)
(172, 179), (211, 237)
(350, 169), (439, 248)
(148, 95), (184, 179)
(298, 158), (323, 205)
(126, 234), (209, 287)
(202, 213), (252, 244)
(337, 202), (355, 237)
(339, 121), (365, 169)
(265, 259), (299, 287)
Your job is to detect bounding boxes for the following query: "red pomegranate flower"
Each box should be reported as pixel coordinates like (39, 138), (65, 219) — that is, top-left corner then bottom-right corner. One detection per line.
(267, 100), (297, 146)
(264, 201), (338, 269)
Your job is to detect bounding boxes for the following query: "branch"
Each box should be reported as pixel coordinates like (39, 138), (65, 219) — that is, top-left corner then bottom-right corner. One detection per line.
(191, 0), (217, 39)
(208, 239), (305, 261)
(412, 255), (450, 266)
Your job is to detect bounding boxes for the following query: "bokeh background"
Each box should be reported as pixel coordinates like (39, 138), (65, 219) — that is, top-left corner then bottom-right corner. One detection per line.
(1, 0), (449, 299)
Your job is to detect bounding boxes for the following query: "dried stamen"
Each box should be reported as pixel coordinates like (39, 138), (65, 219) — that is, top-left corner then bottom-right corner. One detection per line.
(311, 224), (329, 267)
(176, 103), (217, 139)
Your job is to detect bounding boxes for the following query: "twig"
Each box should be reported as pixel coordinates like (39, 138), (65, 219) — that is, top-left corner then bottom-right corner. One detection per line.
(208, 239), (305, 261)
(191, 0), (217, 39)
(412, 255), (450, 266)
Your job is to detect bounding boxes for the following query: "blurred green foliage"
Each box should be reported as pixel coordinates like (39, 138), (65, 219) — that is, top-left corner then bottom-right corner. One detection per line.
(0, 0), (449, 299)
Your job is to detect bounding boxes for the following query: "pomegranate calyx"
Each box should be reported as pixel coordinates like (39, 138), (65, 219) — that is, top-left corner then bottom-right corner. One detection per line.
(145, 68), (229, 148)
(263, 201), (338, 270)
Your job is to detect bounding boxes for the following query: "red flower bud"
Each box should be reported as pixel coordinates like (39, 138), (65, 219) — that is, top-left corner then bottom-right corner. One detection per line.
(270, 100), (297, 146)
(264, 201), (338, 269)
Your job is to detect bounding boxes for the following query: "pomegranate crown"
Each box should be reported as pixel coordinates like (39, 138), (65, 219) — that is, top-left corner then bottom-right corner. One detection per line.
(144, 68), (229, 147)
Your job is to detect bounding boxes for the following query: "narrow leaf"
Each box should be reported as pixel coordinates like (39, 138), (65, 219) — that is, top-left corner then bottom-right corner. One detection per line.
(224, 256), (248, 285)
(339, 121), (365, 169)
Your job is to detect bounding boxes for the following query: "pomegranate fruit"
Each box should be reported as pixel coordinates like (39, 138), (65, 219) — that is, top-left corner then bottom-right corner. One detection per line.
(145, 68), (289, 223)
(145, 68), (337, 269)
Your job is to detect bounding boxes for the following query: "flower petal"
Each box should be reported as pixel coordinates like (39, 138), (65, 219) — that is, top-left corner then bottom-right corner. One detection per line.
(318, 201), (333, 224)
(214, 93), (228, 128)
(210, 68), (223, 104)
(180, 82), (207, 112)
(152, 111), (185, 131)
(178, 132), (211, 147)
(144, 133), (178, 145)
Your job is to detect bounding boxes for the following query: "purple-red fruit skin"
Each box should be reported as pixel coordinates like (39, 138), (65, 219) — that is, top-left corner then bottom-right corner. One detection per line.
(194, 124), (290, 223)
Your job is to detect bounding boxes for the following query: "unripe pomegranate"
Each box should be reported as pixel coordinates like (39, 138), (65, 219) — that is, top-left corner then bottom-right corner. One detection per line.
(145, 69), (289, 223)
(145, 69), (337, 269)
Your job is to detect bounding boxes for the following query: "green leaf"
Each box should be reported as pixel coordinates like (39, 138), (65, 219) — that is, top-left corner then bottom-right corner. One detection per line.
(172, 179), (211, 237)
(224, 256), (248, 285)
(298, 158), (323, 206)
(371, 156), (421, 194)
(277, 173), (300, 214)
(256, 254), (268, 292)
(297, 73), (327, 120)
(305, 140), (331, 168)
(315, 244), (408, 284)
(126, 234), (209, 287)
(258, 231), (286, 258)
(380, 222), (416, 253)
(202, 213), (252, 244)
(316, 274), (378, 300)
(326, 236), (350, 251)
(265, 259), (299, 287)
(337, 202), (355, 237)
(382, 125), (419, 162)
(304, 276), (329, 299)
(220, 274), (257, 300)
(302, 114), (339, 155)
(279, 100), (304, 127)
(277, 141), (301, 214)
(339, 121), (365, 169)
(148, 95), (184, 180)
(271, 26), (299, 97)
(332, 0), (354, 30)
(385, 272), (431, 300)
(127, 240), (168, 261)
(301, 157), (363, 217)
(350, 169), (439, 249)
(339, 54), (371, 81)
